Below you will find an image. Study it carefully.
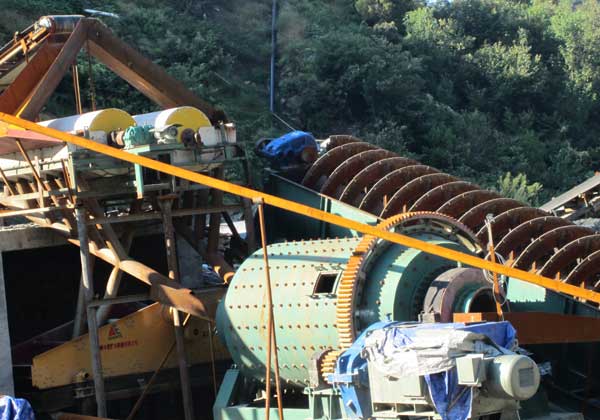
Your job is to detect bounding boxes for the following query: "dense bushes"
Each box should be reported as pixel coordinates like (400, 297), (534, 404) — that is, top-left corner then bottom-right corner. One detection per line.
(1, 0), (600, 203)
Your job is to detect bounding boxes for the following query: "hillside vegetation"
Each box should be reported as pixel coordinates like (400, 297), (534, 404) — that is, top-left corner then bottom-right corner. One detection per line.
(2, 0), (600, 202)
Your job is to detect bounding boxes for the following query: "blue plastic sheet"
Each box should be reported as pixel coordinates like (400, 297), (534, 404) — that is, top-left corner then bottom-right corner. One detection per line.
(0, 396), (35, 420)
(375, 322), (516, 420)
(332, 321), (517, 420)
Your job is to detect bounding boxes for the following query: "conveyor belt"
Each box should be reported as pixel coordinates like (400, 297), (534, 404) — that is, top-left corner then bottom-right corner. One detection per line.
(541, 173), (600, 212)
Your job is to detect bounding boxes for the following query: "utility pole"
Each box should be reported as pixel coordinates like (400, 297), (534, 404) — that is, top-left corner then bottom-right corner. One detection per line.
(269, 0), (278, 112)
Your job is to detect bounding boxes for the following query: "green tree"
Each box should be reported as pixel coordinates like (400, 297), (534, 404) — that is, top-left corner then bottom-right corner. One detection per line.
(496, 173), (543, 205)
(551, 0), (600, 101)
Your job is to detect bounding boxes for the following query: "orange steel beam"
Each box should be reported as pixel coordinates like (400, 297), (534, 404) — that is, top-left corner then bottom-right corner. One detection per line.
(18, 21), (88, 120)
(0, 39), (61, 114)
(2, 112), (600, 305)
(454, 312), (600, 344)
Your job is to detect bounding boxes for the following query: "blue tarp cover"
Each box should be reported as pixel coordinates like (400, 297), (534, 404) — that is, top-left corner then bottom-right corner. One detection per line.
(0, 396), (34, 420)
(333, 321), (516, 420)
(261, 131), (317, 160)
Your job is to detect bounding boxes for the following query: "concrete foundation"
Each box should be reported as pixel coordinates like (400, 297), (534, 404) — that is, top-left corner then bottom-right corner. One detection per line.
(0, 223), (65, 396)
(0, 251), (14, 395)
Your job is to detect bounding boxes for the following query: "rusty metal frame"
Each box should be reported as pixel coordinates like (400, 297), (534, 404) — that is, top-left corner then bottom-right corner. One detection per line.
(1, 16), (226, 125)
(301, 142), (377, 190)
(539, 235), (600, 280)
(513, 225), (592, 271)
(6, 113), (600, 306)
(475, 207), (548, 245)
(339, 156), (417, 206)
(495, 216), (569, 260)
(454, 312), (600, 344)
(319, 148), (395, 198)
(85, 19), (225, 123)
(458, 198), (523, 232)
(382, 175), (464, 218)
(359, 165), (438, 214)
(17, 20), (87, 119)
(437, 190), (500, 219)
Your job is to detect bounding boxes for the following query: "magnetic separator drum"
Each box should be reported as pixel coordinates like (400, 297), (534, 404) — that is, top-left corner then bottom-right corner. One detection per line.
(216, 213), (485, 388)
(39, 108), (135, 136)
(133, 106), (212, 144)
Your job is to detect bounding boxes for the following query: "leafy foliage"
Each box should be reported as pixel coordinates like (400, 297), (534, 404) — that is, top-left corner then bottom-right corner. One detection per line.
(495, 172), (543, 205)
(2, 0), (600, 201)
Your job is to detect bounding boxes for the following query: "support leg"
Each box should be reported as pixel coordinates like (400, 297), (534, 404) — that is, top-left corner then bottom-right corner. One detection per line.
(73, 255), (95, 338)
(0, 249), (14, 396)
(159, 198), (195, 420)
(75, 206), (106, 417)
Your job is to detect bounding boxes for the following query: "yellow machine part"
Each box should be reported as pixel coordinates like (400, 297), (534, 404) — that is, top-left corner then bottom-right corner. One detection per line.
(31, 303), (229, 389)
(133, 106), (211, 143)
(39, 108), (135, 134)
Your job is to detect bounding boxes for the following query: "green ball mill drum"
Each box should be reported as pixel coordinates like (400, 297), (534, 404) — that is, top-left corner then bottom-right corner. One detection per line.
(216, 213), (484, 388)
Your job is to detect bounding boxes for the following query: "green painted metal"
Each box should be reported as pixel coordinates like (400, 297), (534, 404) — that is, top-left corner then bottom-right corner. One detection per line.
(264, 171), (379, 241)
(122, 125), (154, 148)
(217, 238), (354, 387)
(359, 233), (470, 328)
(507, 278), (599, 317)
(214, 369), (347, 420)
(217, 230), (476, 388)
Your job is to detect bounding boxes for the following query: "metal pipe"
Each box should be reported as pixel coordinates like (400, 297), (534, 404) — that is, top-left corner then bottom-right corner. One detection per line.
(485, 215), (504, 318)
(0, 167), (15, 195)
(75, 206), (106, 417)
(257, 200), (284, 420)
(243, 198), (257, 253)
(87, 205), (241, 225)
(207, 167), (224, 255)
(0, 205), (72, 218)
(72, 64), (82, 114)
(73, 255), (95, 338)
(88, 293), (150, 308)
(5, 113), (600, 305)
(269, 0), (278, 112)
(125, 313), (190, 420)
(95, 229), (134, 324)
(159, 198), (195, 420)
(14, 139), (46, 207)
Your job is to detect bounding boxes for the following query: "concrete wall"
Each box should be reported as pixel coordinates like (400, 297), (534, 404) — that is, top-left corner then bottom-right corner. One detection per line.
(0, 251), (14, 395)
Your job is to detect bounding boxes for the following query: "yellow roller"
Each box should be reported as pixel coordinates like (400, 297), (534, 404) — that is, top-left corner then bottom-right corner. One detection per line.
(133, 106), (211, 144)
(39, 108), (135, 138)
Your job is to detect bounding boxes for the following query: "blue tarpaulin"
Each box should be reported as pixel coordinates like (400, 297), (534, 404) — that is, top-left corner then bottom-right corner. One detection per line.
(332, 321), (517, 420)
(0, 396), (35, 420)
(259, 131), (317, 162)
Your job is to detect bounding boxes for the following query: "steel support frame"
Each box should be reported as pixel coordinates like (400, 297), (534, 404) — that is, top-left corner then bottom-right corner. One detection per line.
(159, 197), (195, 420)
(75, 206), (106, 417)
(6, 114), (600, 306)
(0, 245), (14, 396)
(453, 312), (600, 344)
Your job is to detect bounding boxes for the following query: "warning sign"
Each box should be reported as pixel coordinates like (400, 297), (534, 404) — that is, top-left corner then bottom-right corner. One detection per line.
(107, 324), (122, 340)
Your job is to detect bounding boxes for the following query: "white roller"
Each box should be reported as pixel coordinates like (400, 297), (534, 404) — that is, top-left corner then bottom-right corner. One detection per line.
(39, 109), (135, 144)
(39, 108), (135, 133)
(133, 106), (211, 144)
